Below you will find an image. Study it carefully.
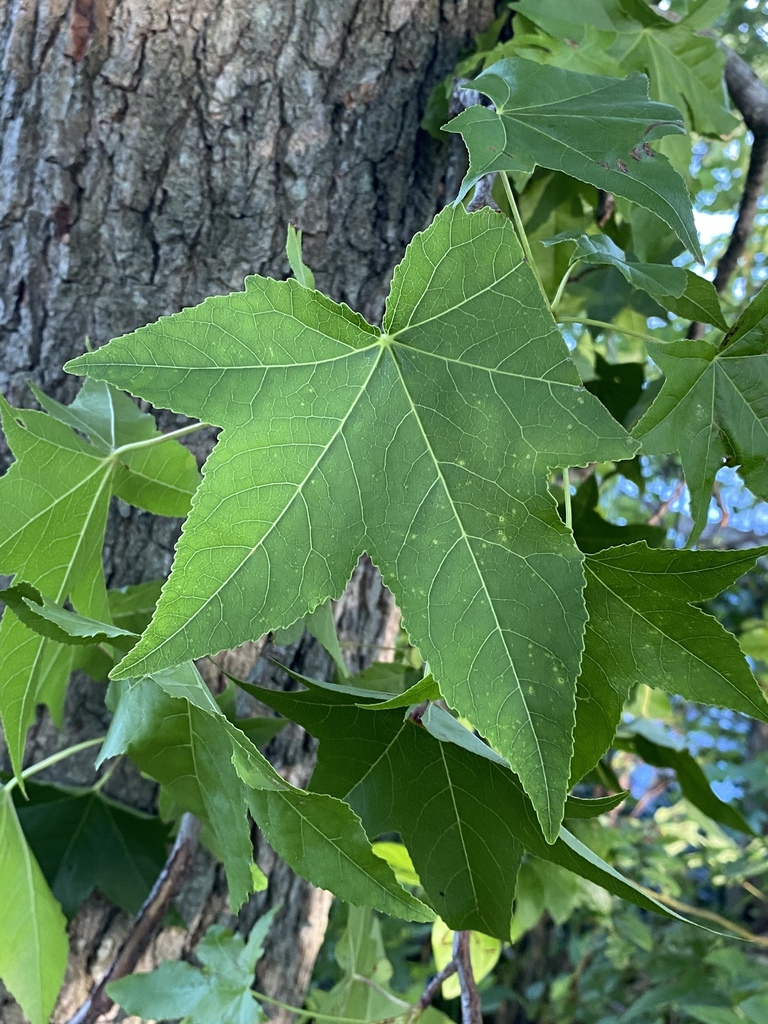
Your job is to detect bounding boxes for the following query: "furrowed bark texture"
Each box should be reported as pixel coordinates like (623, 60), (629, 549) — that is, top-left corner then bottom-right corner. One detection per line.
(0, 0), (493, 1020)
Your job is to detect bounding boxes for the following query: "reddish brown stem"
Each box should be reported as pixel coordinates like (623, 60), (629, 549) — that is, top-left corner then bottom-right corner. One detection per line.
(67, 812), (201, 1024)
(689, 50), (768, 339)
(414, 960), (459, 1016)
(453, 931), (482, 1024)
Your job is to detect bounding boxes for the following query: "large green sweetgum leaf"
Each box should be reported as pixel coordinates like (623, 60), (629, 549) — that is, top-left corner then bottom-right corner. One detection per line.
(66, 205), (636, 841)
(443, 58), (702, 261)
(633, 285), (768, 540)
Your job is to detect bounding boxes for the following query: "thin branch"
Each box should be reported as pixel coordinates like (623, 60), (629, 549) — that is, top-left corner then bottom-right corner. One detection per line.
(558, 316), (661, 345)
(689, 50), (768, 338)
(67, 812), (201, 1024)
(632, 882), (768, 946)
(453, 931), (482, 1024)
(412, 960), (459, 1018)
(2, 736), (105, 794)
(648, 480), (685, 525)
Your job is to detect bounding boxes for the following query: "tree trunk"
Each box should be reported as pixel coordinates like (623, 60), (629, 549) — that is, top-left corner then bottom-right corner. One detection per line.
(0, 1), (493, 1021)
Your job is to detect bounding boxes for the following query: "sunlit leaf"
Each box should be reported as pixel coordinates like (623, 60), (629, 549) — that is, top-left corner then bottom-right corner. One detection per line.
(0, 789), (67, 1024)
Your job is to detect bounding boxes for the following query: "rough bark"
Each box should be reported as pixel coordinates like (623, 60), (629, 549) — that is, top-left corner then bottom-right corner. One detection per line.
(0, 0), (494, 1020)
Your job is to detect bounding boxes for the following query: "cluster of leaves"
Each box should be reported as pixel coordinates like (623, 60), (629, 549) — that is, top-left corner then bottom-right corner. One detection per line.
(2, 4), (768, 1024)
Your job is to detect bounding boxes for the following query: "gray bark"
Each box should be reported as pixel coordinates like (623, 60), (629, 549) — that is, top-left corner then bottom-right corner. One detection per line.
(0, 0), (493, 1021)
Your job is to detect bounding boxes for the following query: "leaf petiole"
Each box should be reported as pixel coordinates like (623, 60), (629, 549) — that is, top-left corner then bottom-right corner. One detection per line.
(110, 421), (207, 458)
(563, 468), (572, 532)
(253, 990), (408, 1024)
(551, 262), (578, 314)
(2, 736), (105, 794)
(500, 172), (549, 307)
(558, 316), (660, 345)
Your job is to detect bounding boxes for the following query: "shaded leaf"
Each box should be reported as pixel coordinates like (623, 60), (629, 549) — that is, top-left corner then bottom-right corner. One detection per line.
(585, 354), (646, 427)
(545, 232), (726, 328)
(564, 791), (629, 818)
(67, 204), (636, 841)
(444, 59), (701, 260)
(102, 666), (431, 921)
(243, 676), (705, 934)
(241, 676), (523, 936)
(568, 475), (665, 554)
(14, 781), (170, 916)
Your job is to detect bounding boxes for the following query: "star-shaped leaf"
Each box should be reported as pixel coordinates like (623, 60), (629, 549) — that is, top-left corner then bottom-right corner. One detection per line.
(0, 380), (200, 776)
(443, 58), (702, 261)
(311, 906), (449, 1024)
(633, 285), (768, 540)
(31, 377), (200, 518)
(571, 542), (768, 784)
(65, 205), (636, 841)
